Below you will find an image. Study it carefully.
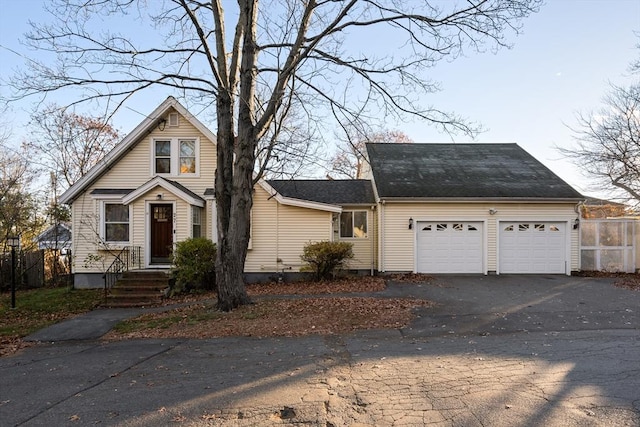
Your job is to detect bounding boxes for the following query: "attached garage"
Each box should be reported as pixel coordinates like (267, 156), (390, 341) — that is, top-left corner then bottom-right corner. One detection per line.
(416, 221), (484, 273)
(499, 221), (567, 274)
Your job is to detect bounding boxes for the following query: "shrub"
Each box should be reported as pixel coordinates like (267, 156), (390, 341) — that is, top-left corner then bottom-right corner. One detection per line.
(301, 241), (354, 281)
(170, 237), (216, 295)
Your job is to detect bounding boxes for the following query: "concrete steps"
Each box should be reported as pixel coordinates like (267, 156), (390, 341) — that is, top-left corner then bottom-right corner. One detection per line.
(104, 270), (170, 308)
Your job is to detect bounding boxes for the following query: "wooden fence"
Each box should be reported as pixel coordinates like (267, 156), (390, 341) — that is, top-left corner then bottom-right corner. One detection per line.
(0, 249), (71, 290)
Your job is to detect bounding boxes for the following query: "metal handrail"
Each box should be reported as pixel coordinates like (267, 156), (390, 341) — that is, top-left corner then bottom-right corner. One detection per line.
(103, 246), (142, 301)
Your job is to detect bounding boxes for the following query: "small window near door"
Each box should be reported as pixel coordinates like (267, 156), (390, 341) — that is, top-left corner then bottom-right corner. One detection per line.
(192, 206), (202, 238)
(104, 203), (130, 242)
(340, 211), (368, 238)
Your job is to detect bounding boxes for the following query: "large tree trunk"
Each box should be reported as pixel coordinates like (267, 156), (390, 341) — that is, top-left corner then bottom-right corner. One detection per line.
(214, 87), (252, 311)
(214, 0), (258, 311)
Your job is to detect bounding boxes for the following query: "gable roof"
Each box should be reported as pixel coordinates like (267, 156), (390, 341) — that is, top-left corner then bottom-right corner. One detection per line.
(267, 179), (375, 205)
(122, 177), (205, 207)
(365, 143), (584, 201)
(59, 96), (216, 204)
(36, 223), (72, 249)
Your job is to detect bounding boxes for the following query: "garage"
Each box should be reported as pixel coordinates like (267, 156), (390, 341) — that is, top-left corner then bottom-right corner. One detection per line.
(416, 221), (484, 273)
(499, 222), (567, 274)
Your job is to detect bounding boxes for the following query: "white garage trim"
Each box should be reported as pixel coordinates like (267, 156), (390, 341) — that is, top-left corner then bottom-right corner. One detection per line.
(415, 220), (486, 274)
(498, 220), (571, 275)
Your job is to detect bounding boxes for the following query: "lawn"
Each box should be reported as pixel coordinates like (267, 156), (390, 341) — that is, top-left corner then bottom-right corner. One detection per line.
(0, 287), (103, 356)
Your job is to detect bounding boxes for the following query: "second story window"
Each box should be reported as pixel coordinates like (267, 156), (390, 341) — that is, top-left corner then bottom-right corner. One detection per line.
(155, 140), (171, 174)
(152, 138), (199, 176)
(180, 140), (196, 174)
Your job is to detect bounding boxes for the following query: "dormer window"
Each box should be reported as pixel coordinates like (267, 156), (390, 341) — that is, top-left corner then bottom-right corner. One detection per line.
(152, 137), (199, 176)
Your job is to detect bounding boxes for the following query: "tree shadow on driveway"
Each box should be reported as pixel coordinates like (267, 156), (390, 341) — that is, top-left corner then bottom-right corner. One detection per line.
(0, 275), (639, 426)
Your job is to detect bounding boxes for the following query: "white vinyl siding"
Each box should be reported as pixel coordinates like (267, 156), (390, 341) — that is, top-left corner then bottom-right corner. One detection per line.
(69, 107), (214, 276)
(244, 185), (334, 273)
(379, 202), (579, 274)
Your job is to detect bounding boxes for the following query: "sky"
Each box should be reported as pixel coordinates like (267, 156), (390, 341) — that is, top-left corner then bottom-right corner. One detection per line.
(1, 0), (639, 199)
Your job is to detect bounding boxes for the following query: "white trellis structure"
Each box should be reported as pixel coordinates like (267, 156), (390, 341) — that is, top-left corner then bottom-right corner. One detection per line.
(580, 219), (637, 273)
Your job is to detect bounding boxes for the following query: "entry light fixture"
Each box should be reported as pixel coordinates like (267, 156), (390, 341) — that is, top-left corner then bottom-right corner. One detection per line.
(573, 218), (580, 230)
(158, 118), (167, 131)
(408, 217), (414, 230)
(156, 194), (162, 200)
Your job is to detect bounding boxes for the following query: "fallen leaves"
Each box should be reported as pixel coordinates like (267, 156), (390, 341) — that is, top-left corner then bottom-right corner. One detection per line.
(105, 275), (434, 340)
(105, 296), (432, 340)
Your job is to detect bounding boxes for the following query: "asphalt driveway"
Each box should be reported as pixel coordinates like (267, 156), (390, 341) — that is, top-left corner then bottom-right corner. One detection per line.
(1, 275), (639, 426)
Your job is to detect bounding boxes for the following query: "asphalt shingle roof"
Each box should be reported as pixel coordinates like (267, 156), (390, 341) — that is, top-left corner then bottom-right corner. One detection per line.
(365, 143), (584, 200)
(267, 179), (375, 205)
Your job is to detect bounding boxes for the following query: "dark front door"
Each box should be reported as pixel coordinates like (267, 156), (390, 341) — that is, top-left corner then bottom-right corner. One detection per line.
(151, 204), (173, 264)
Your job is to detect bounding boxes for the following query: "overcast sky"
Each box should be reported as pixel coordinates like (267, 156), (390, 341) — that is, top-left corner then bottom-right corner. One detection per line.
(1, 0), (639, 198)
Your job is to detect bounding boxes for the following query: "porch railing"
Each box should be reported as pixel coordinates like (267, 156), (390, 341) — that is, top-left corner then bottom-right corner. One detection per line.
(103, 246), (142, 300)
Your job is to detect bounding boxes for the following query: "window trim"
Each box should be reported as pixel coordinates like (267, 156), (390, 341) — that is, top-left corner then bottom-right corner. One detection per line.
(151, 137), (200, 177)
(192, 206), (202, 238)
(339, 210), (368, 239)
(100, 200), (132, 245)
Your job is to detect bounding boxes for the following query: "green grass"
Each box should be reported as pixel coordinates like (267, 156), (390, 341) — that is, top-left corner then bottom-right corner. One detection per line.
(0, 287), (104, 339)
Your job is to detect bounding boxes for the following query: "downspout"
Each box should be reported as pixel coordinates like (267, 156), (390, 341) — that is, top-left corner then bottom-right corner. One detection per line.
(380, 200), (385, 272)
(370, 205), (375, 276)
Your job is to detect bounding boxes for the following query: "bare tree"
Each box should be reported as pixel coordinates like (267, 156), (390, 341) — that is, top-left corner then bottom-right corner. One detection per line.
(10, 0), (541, 310)
(330, 129), (414, 179)
(25, 105), (121, 193)
(559, 51), (640, 203)
(0, 144), (39, 252)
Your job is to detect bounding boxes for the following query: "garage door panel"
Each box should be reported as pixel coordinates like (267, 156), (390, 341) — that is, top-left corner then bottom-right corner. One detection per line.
(499, 222), (566, 274)
(417, 221), (483, 274)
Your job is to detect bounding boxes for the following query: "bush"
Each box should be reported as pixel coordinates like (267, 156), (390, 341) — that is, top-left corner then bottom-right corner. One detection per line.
(301, 241), (354, 281)
(170, 237), (216, 295)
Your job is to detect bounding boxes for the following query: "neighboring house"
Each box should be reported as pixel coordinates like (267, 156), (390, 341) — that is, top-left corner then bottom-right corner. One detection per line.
(581, 197), (627, 219)
(60, 97), (585, 289)
(36, 223), (72, 252)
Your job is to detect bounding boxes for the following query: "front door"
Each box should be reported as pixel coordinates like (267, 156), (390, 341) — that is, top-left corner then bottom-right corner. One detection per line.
(151, 204), (173, 264)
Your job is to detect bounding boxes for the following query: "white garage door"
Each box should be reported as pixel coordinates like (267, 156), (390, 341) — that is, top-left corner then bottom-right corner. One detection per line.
(499, 222), (566, 274)
(416, 221), (484, 273)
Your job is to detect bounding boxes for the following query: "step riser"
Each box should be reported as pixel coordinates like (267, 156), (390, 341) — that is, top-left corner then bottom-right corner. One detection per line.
(104, 270), (170, 307)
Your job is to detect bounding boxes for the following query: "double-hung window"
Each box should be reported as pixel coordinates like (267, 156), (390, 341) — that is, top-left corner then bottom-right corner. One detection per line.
(192, 206), (202, 238)
(154, 140), (172, 174)
(153, 138), (199, 176)
(340, 211), (368, 238)
(104, 203), (130, 243)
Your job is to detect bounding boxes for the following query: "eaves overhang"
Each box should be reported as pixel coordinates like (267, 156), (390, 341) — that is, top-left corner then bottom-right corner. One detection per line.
(377, 197), (585, 204)
(258, 180), (342, 213)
